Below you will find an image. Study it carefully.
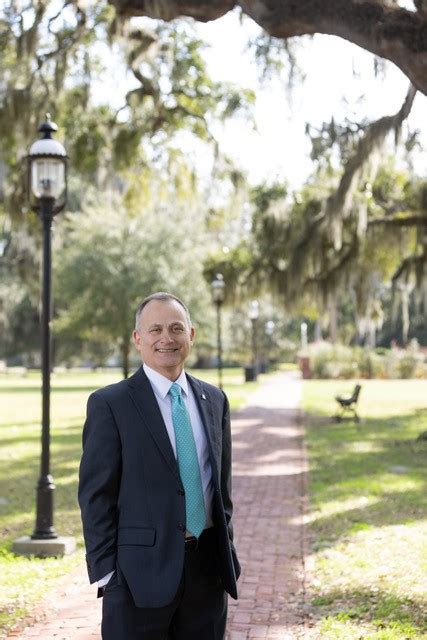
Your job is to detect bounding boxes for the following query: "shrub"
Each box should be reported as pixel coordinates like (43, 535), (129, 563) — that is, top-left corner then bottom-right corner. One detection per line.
(357, 349), (387, 378)
(301, 342), (426, 379)
(398, 354), (417, 379)
(309, 343), (359, 379)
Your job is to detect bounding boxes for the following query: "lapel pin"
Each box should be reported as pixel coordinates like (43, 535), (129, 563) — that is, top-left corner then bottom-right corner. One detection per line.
(201, 394), (207, 400)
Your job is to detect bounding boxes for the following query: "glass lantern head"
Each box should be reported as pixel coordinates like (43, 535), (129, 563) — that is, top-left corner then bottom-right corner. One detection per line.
(28, 115), (67, 213)
(248, 300), (259, 321)
(265, 320), (275, 336)
(211, 273), (225, 304)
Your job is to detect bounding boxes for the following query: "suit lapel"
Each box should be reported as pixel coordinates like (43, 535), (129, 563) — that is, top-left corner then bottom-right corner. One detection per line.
(127, 367), (180, 482)
(187, 374), (221, 479)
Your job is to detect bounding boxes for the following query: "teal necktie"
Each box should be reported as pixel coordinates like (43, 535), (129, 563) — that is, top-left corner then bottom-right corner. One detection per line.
(169, 383), (206, 538)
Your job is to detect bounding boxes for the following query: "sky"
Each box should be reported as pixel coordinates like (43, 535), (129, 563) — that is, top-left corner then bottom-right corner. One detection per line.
(93, 7), (427, 190)
(195, 10), (427, 187)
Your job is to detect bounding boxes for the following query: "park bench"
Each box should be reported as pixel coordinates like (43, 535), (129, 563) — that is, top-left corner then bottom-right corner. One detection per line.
(335, 384), (362, 422)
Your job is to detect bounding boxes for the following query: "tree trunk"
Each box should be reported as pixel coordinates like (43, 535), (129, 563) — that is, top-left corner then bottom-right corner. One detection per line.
(401, 285), (410, 347)
(314, 320), (322, 342)
(121, 338), (130, 379)
(109, 0), (427, 95)
(365, 321), (376, 349)
(328, 293), (338, 344)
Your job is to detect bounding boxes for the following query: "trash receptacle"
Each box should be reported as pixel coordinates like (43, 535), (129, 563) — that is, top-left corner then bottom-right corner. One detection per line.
(244, 365), (257, 382)
(298, 356), (311, 379)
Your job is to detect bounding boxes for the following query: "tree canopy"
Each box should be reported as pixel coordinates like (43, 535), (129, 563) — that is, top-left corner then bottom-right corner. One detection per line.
(1, 0), (426, 364)
(54, 179), (212, 377)
(204, 82), (426, 345)
(0, 1), (255, 366)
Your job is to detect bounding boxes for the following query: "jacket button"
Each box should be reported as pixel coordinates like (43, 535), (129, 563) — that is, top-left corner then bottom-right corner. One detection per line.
(177, 524), (185, 531)
(177, 489), (185, 496)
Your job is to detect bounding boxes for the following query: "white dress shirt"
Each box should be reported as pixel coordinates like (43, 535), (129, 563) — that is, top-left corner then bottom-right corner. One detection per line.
(98, 364), (214, 588)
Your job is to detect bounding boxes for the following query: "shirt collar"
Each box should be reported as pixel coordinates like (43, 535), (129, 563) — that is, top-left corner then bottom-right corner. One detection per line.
(143, 363), (189, 399)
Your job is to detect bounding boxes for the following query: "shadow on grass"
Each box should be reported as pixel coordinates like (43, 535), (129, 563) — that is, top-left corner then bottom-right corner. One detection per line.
(0, 385), (101, 393)
(1, 420), (42, 430)
(0, 425), (83, 545)
(0, 426), (82, 449)
(1, 482), (83, 546)
(309, 585), (427, 636)
(305, 408), (427, 544)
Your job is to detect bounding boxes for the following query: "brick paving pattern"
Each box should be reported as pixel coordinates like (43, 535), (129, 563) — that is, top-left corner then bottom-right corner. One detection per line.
(7, 371), (308, 640)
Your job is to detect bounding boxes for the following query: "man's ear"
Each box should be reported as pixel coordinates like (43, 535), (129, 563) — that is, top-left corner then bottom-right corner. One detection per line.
(132, 330), (140, 347)
(190, 327), (195, 343)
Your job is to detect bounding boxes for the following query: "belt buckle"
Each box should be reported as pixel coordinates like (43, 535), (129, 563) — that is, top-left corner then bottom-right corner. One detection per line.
(185, 536), (198, 552)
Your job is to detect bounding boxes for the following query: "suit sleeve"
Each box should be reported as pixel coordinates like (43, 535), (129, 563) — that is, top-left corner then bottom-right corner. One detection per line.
(78, 391), (122, 584)
(220, 392), (240, 578)
(220, 393), (233, 536)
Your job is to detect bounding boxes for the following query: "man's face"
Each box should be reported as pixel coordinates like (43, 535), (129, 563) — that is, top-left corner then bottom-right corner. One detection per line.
(132, 299), (195, 381)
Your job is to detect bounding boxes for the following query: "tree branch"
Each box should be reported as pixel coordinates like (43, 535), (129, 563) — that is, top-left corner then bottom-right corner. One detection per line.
(391, 254), (424, 282)
(305, 241), (358, 287)
(111, 0), (236, 22)
(32, 8), (87, 81)
(324, 83), (416, 249)
(109, 0), (427, 95)
(368, 213), (427, 227)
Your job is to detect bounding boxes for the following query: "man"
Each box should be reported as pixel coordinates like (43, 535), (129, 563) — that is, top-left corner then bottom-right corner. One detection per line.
(78, 292), (240, 640)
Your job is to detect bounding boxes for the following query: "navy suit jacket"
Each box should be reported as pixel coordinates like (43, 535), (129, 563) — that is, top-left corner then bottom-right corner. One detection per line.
(78, 366), (240, 608)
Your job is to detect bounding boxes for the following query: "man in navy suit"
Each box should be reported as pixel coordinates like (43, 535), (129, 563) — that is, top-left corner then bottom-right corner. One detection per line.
(78, 292), (240, 639)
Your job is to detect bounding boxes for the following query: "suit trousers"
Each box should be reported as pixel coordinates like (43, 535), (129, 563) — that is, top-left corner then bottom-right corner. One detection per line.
(101, 528), (228, 640)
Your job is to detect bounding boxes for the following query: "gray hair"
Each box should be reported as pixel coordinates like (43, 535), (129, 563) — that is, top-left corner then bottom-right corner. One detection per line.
(135, 292), (192, 331)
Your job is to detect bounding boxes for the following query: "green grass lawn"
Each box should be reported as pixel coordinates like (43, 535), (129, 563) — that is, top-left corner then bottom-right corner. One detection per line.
(0, 366), (259, 636)
(302, 379), (427, 640)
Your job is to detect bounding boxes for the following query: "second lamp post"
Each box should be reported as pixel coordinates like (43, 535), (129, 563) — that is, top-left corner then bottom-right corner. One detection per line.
(248, 300), (259, 381)
(265, 320), (275, 368)
(211, 274), (225, 389)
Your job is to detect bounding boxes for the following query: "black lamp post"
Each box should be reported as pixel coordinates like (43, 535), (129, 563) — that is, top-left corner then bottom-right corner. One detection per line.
(211, 274), (225, 389)
(248, 300), (259, 380)
(28, 115), (67, 540)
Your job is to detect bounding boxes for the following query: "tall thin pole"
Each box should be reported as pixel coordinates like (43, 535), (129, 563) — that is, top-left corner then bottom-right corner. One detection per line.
(251, 318), (257, 368)
(216, 301), (223, 390)
(32, 197), (57, 540)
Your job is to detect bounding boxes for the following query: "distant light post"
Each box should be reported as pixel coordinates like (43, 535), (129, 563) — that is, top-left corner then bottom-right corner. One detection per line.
(13, 116), (75, 557)
(211, 274), (225, 389)
(265, 320), (275, 366)
(248, 300), (259, 379)
(301, 322), (308, 350)
(0, 231), (9, 257)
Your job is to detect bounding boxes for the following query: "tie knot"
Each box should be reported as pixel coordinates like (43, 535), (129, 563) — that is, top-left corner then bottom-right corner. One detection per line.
(169, 382), (182, 399)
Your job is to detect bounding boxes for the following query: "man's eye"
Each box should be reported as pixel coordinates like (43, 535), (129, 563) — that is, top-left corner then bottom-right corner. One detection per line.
(173, 326), (184, 333)
(150, 328), (161, 333)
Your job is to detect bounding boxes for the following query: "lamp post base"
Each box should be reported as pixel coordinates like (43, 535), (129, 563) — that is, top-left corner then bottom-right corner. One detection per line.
(12, 535), (76, 557)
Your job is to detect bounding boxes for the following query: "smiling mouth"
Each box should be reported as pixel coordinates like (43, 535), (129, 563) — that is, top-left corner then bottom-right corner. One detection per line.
(156, 348), (178, 353)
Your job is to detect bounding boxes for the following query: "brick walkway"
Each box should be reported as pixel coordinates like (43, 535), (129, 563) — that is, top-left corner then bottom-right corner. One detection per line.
(7, 371), (308, 640)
